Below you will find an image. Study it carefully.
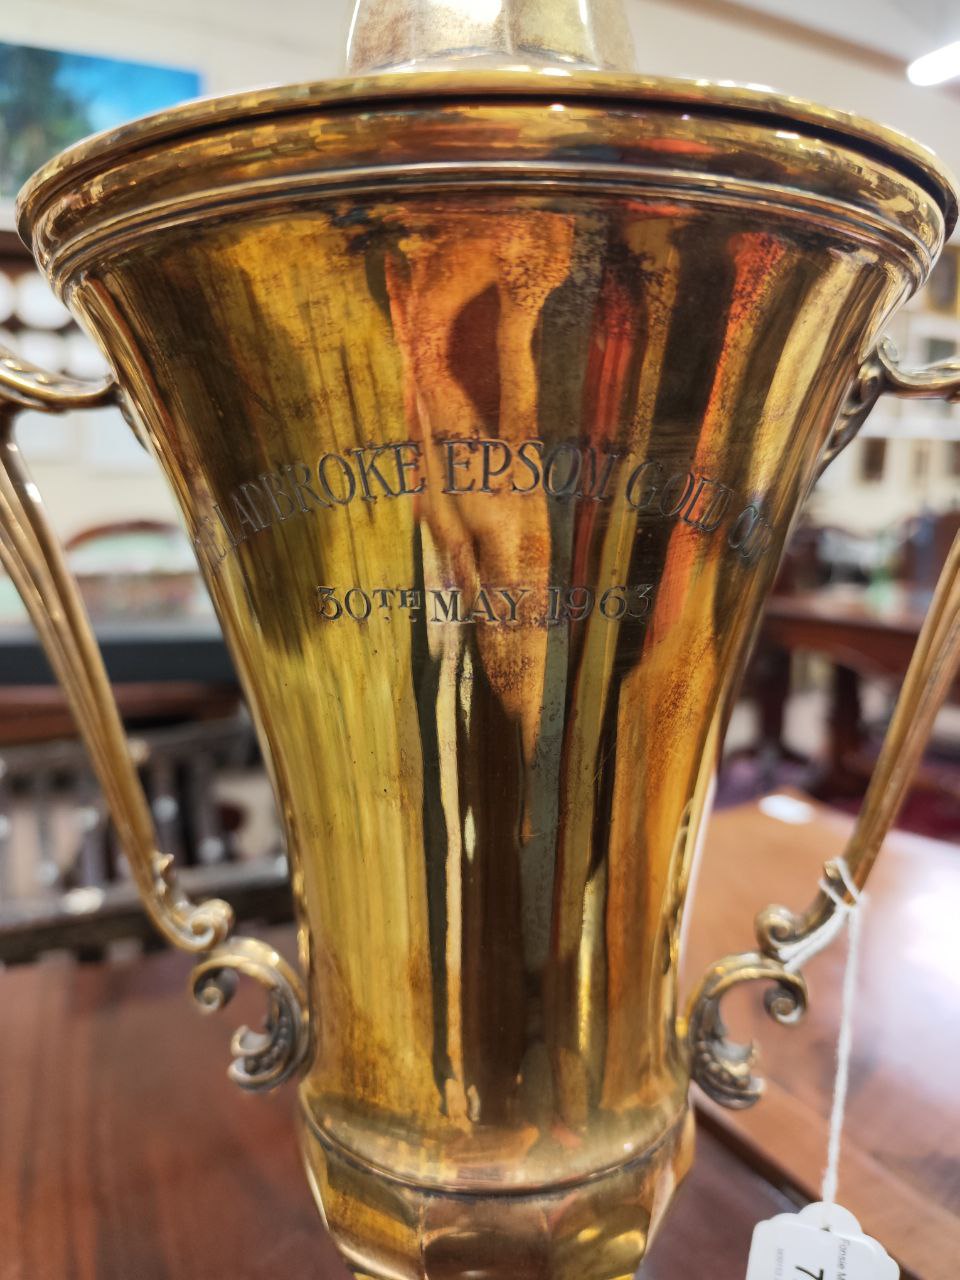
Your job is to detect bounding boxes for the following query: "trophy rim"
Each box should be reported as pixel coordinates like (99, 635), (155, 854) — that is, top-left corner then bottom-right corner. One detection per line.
(16, 67), (959, 245)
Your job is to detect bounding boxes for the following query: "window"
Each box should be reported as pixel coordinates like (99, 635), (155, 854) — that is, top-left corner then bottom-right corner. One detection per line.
(912, 441), (931, 484)
(924, 337), (956, 417)
(859, 437), (887, 482)
(927, 247), (960, 315)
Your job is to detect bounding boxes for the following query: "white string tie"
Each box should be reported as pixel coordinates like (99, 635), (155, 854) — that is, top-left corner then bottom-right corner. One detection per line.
(815, 856), (864, 1227)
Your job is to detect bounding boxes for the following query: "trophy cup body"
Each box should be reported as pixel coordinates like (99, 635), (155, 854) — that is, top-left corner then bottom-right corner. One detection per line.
(4, 7), (960, 1278)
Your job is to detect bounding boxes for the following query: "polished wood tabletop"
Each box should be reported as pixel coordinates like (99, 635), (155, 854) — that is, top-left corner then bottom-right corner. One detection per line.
(1, 794), (956, 1279)
(683, 791), (960, 1280)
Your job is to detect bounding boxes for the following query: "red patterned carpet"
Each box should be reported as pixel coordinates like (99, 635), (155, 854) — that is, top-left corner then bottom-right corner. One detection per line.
(717, 752), (960, 844)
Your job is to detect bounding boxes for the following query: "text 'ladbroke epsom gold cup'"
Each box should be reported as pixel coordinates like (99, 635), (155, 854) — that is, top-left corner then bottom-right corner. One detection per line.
(2, 2), (960, 1276)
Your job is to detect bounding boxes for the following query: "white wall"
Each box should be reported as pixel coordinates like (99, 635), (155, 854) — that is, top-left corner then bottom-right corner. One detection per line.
(626, 0), (960, 177)
(5, 0), (959, 159)
(0, 0), (345, 96)
(1, 0), (348, 540)
(811, 436), (959, 533)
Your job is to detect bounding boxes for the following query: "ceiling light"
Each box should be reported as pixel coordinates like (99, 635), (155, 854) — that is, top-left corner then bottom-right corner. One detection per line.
(907, 41), (960, 87)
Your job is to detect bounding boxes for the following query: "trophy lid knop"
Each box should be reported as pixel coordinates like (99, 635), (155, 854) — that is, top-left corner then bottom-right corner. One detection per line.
(345, 0), (637, 74)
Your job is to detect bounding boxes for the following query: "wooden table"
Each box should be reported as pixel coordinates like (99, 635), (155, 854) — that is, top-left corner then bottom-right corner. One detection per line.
(759, 585), (956, 793)
(683, 791), (960, 1280)
(2, 795), (957, 1279)
(0, 618), (239, 745)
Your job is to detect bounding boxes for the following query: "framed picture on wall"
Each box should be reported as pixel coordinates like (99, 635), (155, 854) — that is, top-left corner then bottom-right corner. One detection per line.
(0, 41), (201, 222)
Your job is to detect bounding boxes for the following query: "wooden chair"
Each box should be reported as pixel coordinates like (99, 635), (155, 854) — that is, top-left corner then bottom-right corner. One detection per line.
(0, 714), (291, 964)
(895, 508), (960, 591)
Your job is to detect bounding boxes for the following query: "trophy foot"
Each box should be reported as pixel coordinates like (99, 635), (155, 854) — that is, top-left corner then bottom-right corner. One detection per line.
(298, 1109), (694, 1280)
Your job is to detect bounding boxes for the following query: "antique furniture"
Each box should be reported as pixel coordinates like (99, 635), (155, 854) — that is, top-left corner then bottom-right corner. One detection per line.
(2, 0), (960, 1274)
(2, 797), (957, 1279)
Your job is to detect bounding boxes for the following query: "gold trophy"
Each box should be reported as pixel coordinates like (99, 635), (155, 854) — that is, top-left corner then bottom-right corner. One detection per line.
(3, 1), (960, 1275)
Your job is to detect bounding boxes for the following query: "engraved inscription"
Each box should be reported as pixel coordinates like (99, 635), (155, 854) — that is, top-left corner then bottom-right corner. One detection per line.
(315, 583), (658, 626)
(192, 436), (777, 572)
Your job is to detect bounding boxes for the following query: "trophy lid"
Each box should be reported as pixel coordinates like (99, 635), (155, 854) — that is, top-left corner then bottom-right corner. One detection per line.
(16, 0), (959, 243)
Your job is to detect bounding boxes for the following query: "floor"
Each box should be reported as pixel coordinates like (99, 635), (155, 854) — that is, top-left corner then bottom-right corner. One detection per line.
(719, 661), (960, 842)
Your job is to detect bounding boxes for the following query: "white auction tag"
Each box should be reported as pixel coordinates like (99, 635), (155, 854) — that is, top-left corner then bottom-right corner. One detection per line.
(746, 1202), (899, 1280)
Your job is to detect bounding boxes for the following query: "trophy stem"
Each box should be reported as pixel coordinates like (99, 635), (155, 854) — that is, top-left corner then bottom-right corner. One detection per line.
(345, 0), (637, 73)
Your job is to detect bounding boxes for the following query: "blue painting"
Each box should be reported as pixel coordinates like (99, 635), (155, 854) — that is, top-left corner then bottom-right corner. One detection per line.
(0, 42), (202, 200)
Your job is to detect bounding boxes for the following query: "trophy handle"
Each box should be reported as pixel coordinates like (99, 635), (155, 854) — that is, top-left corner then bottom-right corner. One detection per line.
(819, 336), (960, 473)
(0, 345), (309, 1090)
(688, 342), (960, 1109)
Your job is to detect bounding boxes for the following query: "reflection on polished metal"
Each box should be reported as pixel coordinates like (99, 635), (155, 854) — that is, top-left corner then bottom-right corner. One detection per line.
(346, 0), (637, 71)
(3, 0), (960, 1274)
